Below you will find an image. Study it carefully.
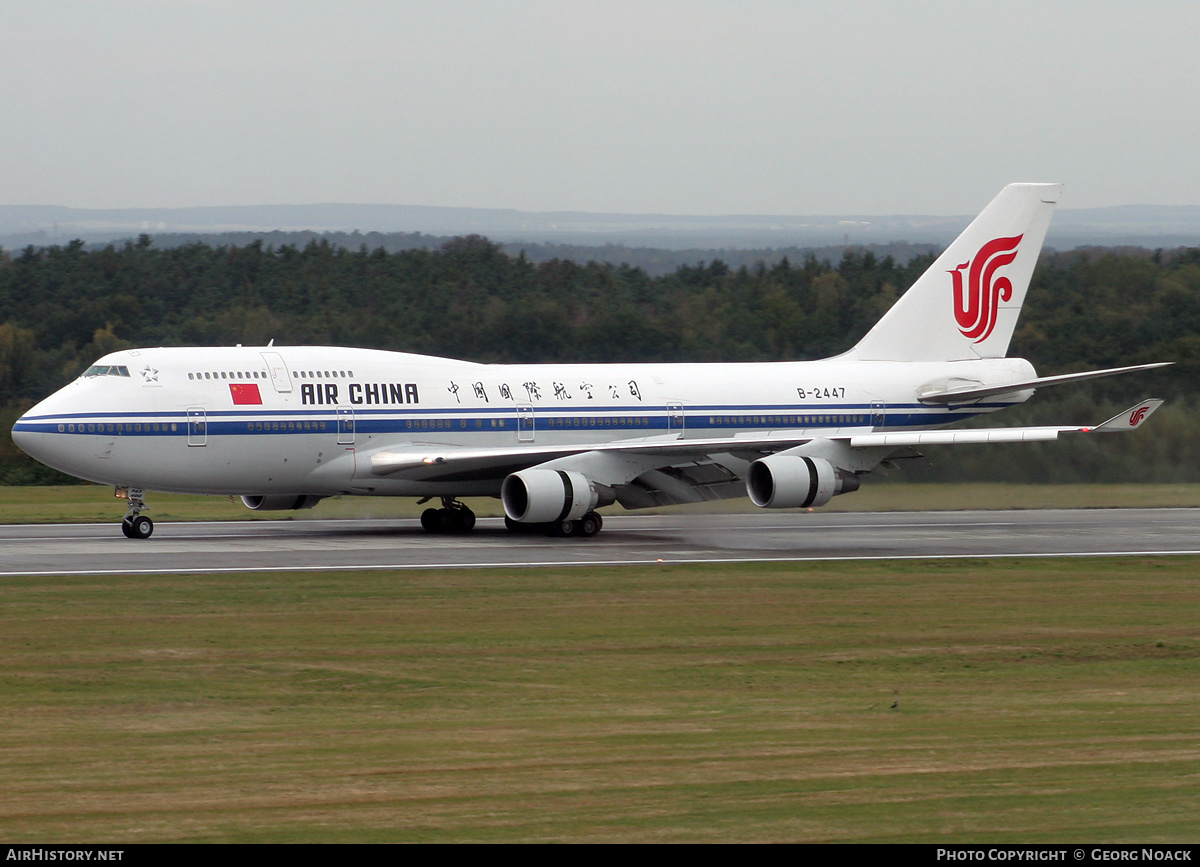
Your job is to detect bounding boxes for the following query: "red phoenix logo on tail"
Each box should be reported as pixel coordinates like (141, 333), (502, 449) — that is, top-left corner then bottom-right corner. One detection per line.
(1129, 406), (1149, 426)
(950, 234), (1023, 344)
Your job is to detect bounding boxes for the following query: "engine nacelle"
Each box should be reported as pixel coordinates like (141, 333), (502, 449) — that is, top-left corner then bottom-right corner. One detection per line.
(240, 494), (324, 511)
(501, 469), (599, 524)
(745, 455), (859, 509)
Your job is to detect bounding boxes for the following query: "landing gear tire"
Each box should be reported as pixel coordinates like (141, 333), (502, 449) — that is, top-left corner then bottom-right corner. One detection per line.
(547, 519), (576, 537)
(453, 508), (476, 532)
(574, 511), (603, 537)
(507, 511), (603, 538)
(433, 509), (453, 532)
(420, 500), (476, 534)
(122, 515), (153, 539)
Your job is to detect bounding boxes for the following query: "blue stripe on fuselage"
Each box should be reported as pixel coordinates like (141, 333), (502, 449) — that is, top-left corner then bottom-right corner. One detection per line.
(13, 401), (996, 437)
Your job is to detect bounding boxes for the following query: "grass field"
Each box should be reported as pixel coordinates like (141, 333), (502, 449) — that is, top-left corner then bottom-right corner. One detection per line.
(0, 558), (1197, 842)
(4, 481), (1200, 524)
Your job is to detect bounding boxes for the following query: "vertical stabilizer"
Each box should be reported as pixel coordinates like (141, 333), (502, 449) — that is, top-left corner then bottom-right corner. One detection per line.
(848, 183), (1061, 362)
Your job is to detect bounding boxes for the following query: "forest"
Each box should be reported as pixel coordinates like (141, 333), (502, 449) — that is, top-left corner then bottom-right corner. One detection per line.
(1, 234), (1197, 486)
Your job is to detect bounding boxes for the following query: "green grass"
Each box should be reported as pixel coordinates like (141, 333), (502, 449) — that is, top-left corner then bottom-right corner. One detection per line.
(4, 481), (1200, 524)
(0, 558), (1197, 841)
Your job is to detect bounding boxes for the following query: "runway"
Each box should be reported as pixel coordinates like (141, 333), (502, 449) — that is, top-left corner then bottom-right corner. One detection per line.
(3, 508), (1200, 576)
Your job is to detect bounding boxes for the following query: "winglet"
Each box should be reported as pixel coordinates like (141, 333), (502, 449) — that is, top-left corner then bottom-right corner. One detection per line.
(1090, 399), (1164, 432)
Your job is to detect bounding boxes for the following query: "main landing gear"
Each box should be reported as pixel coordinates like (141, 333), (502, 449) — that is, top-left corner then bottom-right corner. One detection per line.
(419, 497), (477, 534)
(505, 511), (604, 538)
(118, 487), (154, 539)
(417, 499), (604, 538)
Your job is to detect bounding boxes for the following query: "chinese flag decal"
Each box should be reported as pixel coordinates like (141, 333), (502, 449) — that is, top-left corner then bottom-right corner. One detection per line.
(229, 383), (263, 405)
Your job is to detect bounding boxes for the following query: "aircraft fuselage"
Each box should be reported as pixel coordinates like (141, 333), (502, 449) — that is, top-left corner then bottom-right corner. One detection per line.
(12, 345), (1034, 498)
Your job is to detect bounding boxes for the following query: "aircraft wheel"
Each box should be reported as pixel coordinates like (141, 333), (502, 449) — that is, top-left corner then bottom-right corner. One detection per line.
(574, 512), (603, 537)
(433, 508), (459, 532)
(548, 519), (576, 537)
(420, 508), (441, 532)
(440, 507), (475, 533)
(452, 508), (476, 532)
(125, 515), (153, 539)
(504, 516), (529, 533)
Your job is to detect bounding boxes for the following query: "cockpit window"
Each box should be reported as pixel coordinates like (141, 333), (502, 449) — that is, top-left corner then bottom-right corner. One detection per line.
(81, 365), (131, 378)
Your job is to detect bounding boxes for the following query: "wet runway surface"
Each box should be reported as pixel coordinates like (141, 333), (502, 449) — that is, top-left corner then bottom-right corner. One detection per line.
(4, 508), (1199, 576)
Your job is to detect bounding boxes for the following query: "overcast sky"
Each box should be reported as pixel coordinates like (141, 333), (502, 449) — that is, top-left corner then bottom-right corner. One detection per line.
(3, 0), (1198, 215)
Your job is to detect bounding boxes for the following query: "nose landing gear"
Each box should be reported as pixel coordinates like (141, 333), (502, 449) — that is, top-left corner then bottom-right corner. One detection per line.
(117, 487), (154, 539)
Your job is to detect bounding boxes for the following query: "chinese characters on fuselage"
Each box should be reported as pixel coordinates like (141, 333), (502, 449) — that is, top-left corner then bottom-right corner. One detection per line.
(299, 379), (645, 406)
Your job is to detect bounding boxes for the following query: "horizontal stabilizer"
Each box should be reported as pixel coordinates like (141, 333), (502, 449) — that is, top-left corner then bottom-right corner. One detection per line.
(918, 362), (1172, 404)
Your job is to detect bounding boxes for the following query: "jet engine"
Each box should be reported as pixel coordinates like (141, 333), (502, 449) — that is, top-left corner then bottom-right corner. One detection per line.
(745, 455), (859, 509)
(501, 469), (602, 524)
(240, 495), (324, 511)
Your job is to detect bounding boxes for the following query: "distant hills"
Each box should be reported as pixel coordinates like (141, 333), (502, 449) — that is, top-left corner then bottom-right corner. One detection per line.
(3, 201), (1200, 253)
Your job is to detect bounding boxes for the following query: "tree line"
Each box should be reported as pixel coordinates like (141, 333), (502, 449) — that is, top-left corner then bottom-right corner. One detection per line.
(1, 235), (1197, 485)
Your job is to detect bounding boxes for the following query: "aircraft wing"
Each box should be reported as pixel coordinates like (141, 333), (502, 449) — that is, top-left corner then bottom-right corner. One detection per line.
(370, 398), (1162, 500)
(369, 431), (817, 481)
(375, 397), (1163, 469)
(845, 398), (1164, 447)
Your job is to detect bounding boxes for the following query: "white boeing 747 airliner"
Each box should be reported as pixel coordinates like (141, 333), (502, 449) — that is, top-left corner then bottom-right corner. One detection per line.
(11, 184), (1169, 539)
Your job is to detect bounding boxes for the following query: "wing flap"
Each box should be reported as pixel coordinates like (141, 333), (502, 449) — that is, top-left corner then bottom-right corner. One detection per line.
(849, 427), (1064, 447)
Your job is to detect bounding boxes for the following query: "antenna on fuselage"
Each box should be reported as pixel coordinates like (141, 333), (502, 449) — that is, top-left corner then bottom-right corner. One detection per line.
(267, 339), (275, 347)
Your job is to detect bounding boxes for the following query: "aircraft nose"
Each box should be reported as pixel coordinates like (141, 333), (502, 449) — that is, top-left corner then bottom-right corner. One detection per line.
(11, 416), (30, 447)
(11, 404), (51, 464)
(9, 393), (86, 479)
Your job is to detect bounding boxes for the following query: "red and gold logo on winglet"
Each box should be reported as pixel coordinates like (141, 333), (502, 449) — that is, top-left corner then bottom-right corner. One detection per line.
(950, 235), (1023, 344)
(229, 383), (263, 405)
